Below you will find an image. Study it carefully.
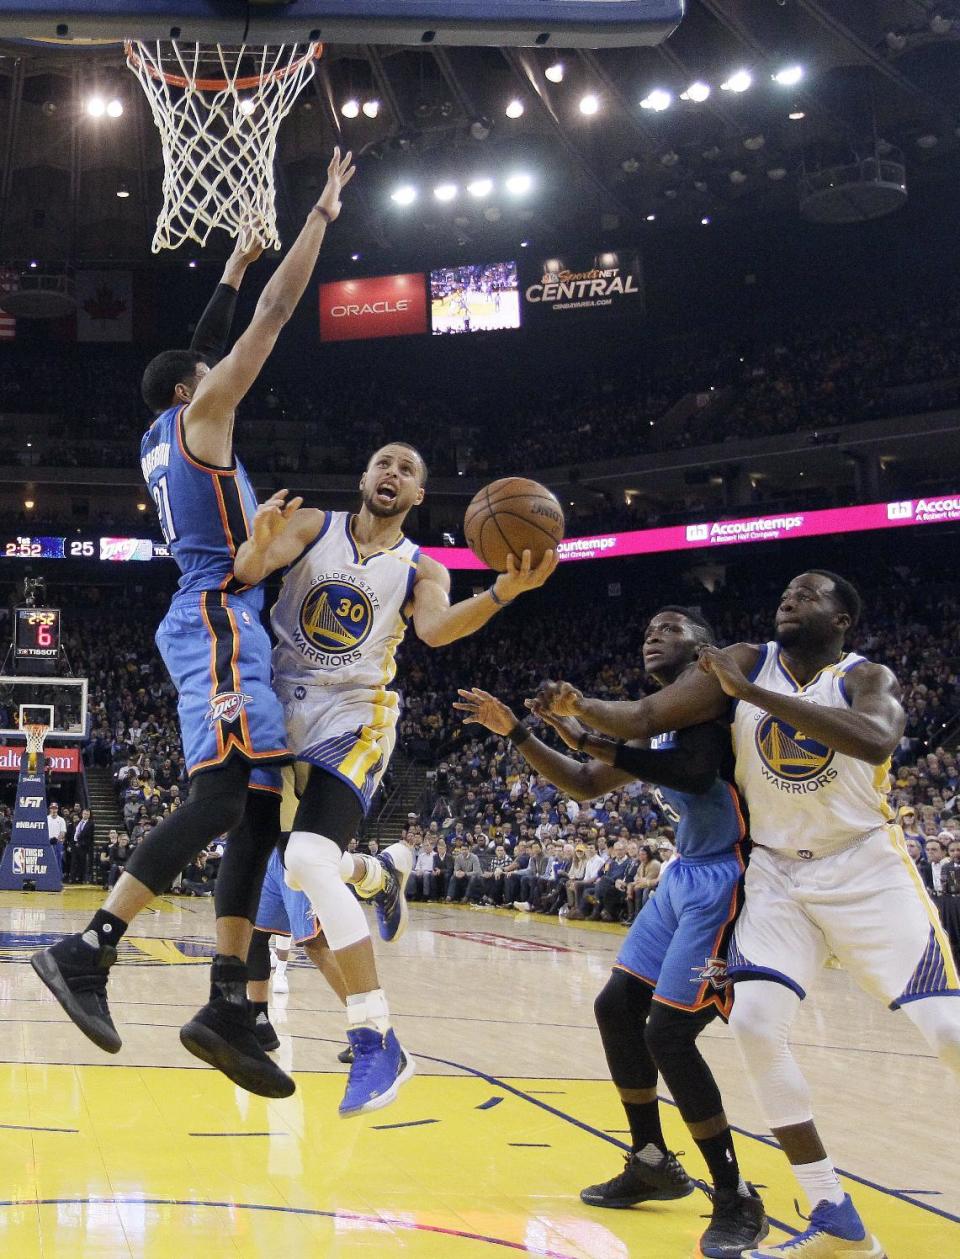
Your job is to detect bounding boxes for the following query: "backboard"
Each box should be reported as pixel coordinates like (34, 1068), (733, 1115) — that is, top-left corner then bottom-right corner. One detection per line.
(0, 676), (88, 742)
(0, 0), (684, 49)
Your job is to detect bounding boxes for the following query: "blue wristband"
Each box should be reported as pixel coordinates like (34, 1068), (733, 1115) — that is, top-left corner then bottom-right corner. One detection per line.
(489, 585), (514, 608)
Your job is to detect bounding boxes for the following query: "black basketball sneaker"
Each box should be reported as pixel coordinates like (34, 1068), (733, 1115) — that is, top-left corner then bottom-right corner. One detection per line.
(31, 933), (122, 1054)
(699, 1183), (768, 1258)
(580, 1149), (695, 1209)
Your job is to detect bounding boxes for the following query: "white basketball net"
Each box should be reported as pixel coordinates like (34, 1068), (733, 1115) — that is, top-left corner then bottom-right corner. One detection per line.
(23, 722), (49, 774)
(125, 41), (322, 253)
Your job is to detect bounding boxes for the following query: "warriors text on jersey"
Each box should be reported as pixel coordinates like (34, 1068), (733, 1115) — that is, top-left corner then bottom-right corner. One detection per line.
(140, 404), (261, 608)
(271, 511), (420, 693)
(732, 642), (892, 853)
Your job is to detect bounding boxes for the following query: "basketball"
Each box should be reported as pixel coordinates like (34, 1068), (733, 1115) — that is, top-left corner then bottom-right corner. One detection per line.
(464, 477), (566, 572)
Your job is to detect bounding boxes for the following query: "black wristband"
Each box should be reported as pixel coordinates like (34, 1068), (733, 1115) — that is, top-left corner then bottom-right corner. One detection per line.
(315, 205), (334, 223)
(508, 722), (531, 747)
(489, 585), (514, 608)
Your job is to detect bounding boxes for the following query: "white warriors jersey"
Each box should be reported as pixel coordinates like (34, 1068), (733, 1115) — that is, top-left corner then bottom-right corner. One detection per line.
(271, 511), (420, 693)
(732, 642), (893, 854)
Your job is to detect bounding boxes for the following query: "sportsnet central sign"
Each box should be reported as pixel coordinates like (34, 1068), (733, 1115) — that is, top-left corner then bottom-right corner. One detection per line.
(522, 249), (643, 321)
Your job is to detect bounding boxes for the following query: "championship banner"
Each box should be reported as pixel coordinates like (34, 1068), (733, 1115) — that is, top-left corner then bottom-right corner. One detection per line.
(0, 745), (61, 891)
(77, 270), (133, 342)
(522, 248), (643, 321)
(319, 273), (427, 343)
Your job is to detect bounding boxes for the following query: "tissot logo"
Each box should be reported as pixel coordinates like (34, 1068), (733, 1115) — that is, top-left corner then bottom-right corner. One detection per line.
(331, 299), (412, 317)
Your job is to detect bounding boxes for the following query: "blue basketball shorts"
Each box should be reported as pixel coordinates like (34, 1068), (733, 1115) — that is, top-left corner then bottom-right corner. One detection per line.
(156, 591), (289, 778)
(615, 852), (745, 1016)
(254, 848), (320, 945)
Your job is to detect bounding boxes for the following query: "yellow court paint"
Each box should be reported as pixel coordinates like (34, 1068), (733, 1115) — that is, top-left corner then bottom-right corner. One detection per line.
(1, 893), (957, 1257)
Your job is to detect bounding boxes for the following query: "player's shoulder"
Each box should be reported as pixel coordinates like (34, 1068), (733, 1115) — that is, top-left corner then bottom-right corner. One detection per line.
(415, 550), (451, 590)
(841, 656), (901, 696)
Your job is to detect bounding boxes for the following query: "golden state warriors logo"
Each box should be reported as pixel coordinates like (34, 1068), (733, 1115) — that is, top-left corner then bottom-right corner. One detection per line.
(755, 714), (834, 783)
(299, 580), (374, 655)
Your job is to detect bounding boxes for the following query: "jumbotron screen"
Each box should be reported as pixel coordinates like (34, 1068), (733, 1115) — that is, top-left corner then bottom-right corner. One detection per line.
(430, 261), (520, 335)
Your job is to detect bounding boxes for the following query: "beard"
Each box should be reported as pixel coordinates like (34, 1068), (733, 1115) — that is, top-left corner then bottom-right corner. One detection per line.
(362, 490), (406, 518)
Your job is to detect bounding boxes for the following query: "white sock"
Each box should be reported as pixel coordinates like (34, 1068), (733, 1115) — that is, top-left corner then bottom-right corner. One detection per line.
(275, 958), (288, 976)
(346, 988), (391, 1035)
(792, 1157), (845, 1210)
(634, 1142), (666, 1167)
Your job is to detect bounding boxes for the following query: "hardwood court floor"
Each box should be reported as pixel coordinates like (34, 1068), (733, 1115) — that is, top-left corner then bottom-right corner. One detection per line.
(1, 888), (958, 1257)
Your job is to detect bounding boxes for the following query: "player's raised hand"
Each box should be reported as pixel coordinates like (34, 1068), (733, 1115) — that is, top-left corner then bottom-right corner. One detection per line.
(454, 688), (518, 736)
(494, 549), (558, 602)
(537, 708), (588, 751)
(249, 489), (304, 552)
(526, 680), (584, 719)
(697, 644), (751, 699)
(316, 147), (356, 223)
(230, 231), (265, 267)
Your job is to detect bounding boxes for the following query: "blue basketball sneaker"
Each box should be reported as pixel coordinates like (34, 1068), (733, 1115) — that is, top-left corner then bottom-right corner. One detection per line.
(339, 1026), (416, 1117)
(373, 843), (412, 942)
(746, 1194), (885, 1257)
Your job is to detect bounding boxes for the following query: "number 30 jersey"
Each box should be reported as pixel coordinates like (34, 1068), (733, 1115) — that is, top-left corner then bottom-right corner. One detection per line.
(270, 511), (421, 694)
(140, 404), (262, 608)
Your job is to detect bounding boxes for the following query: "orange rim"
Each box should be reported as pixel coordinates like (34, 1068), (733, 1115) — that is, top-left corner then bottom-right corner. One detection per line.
(124, 41), (323, 92)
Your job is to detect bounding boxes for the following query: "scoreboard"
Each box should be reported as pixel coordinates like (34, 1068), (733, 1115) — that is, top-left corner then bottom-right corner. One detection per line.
(14, 607), (61, 663)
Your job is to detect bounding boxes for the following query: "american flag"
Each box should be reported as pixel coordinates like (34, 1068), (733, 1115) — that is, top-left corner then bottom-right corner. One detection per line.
(0, 312), (14, 340)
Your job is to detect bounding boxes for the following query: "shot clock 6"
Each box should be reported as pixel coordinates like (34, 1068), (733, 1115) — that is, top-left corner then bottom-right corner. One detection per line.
(14, 608), (61, 662)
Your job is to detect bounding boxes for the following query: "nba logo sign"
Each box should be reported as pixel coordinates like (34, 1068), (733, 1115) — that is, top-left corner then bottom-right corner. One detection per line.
(12, 847), (24, 875)
(686, 524), (710, 542)
(887, 501), (913, 520)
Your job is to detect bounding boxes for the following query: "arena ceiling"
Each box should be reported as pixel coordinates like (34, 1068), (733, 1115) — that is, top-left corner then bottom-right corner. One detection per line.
(0, 1), (959, 264)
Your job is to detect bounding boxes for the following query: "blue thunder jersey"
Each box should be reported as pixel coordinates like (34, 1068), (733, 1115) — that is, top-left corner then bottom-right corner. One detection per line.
(648, 725), (747, 860)
(140, 404), (261, 609)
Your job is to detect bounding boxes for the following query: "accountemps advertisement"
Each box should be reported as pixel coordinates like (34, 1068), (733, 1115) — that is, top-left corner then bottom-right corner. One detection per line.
(318, 273), (428, 343)
(420, 494), (960, 569)
(522, 249), (643, 321)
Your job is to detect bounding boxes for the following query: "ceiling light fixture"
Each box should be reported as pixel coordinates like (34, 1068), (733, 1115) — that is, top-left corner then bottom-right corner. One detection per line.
(505, 98), (525, 119)
(545, 61), (565, 84)
(433, 183), (458, 202)
(640, 89), (672, 112)
(362, 99), (380, 119)
(391, 185), (418, 206)
(681, 81), (711, 103)
(772, 65), (804, 87)
(341, 99), (360, 119)
(720, 70), (752, 94)
(467, 177), (493, 198)
(505, 172), (533, 195)
(579, 93), (600, 116)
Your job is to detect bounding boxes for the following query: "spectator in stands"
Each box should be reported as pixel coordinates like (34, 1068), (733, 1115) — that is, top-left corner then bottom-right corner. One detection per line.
(447, 842), (482, 903)
(47, 802), (67, 876)
(560, 843), (589, 917)
(434, 837), (453, 899)
(107, 831), (134, 888)
(482, 843), (511, 906)
(409, 839), (436, 901)
(71, 808), (95, 884)
(925, 836), (949, 900)
(625, 843), (662, 923)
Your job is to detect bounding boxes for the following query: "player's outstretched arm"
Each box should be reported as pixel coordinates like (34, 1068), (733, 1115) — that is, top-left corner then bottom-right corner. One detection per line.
(411, 549), (556, 648)
(189, 237), (265, 365)
(183, 148), (355, 461)
(454, 688), (634, 802)
(233, 493), (322, 586)
(699, 646), (904, 764)
(529, 645), (757, 741)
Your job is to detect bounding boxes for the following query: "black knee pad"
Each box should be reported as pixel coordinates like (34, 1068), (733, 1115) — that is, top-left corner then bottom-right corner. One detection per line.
(594, 967), (654, 1036)
(645, 1001), (721, 1125)
(215, 790), (282, 922)
(246, 928), (273, 982)
(125, 758), (250, 894)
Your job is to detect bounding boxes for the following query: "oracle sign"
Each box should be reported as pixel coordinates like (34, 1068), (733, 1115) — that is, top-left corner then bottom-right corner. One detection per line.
(319, 273), (427, 343)
(0, 745), (80, 773)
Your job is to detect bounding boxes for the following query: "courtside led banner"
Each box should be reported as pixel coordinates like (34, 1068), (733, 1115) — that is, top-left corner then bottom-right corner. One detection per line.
(319, 273), (427, 343)
(421, 494), (960, 569)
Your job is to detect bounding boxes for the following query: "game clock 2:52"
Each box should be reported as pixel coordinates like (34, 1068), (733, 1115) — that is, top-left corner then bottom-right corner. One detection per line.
(14, 607), (61, 660)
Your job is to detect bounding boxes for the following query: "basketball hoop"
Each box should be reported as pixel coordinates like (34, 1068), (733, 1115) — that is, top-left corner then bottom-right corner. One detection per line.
(23, 722), (49, 776)
(124, 40), (323, 253)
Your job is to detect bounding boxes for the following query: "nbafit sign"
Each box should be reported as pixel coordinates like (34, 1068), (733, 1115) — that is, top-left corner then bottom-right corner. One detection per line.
(319, 274), (427, 343)
(523, 249), (643, 320)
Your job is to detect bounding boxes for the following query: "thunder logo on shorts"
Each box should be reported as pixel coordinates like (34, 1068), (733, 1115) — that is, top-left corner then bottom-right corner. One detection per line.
(755, 714), (834, 782)
(298, 580), (374, 655)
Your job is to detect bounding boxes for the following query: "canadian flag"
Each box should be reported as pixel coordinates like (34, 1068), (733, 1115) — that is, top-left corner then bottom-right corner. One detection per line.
(0, 269), (17, 339)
